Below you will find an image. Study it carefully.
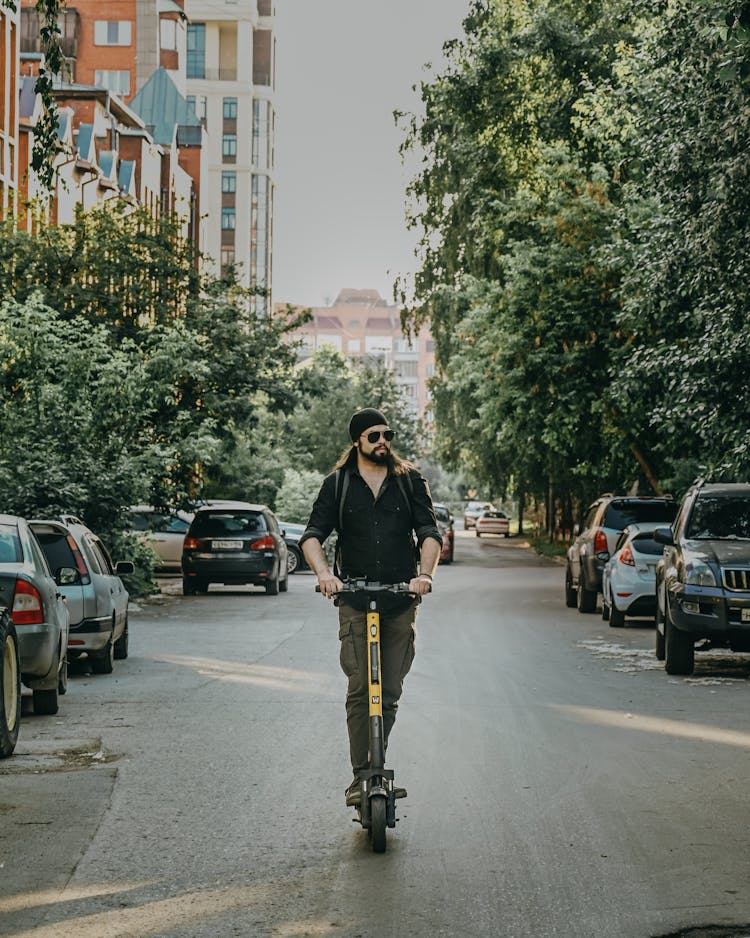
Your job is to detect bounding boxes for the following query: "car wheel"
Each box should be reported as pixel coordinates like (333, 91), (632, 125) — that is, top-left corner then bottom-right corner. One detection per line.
(265, 576), (279, 596)
(664, 599), (695, 675)
(183, 577), (197, 596)
(476, 531), (481, 538)
(287, 546), (300, 575)
(609, 604), (625, 628)
(655, 598), (666, 661)
(504, 532), (510, 538)
(601, 594), (610, 621)
(114, 616), (129, 660)
(565, 566), (577, 608)
(196, 580), (209, 594)
(0, 610), (21, 758)
(279, 571), (289, 592)
(91, 639), (115, 675)
(33, 686), (59, 716)
(577, 572), (597, 614)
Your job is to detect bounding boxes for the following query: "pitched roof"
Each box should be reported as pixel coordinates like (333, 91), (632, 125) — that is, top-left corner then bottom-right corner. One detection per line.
(130, 67), (201, 146)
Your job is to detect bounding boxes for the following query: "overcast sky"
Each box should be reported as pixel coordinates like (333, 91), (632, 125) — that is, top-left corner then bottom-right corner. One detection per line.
(272, 0), (471, 308)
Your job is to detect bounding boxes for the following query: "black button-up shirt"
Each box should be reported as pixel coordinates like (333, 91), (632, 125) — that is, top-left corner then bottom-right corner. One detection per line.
(300, 462), (441, 584)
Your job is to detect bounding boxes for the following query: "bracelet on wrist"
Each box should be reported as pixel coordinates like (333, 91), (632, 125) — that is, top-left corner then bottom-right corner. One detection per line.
(419, 573), (433, 581)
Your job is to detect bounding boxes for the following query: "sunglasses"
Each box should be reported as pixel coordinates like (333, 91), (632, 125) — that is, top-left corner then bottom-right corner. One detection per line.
(364, 429), (395, 443)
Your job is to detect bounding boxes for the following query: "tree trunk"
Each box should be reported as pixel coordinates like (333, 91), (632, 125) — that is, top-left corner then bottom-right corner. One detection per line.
(518, 488), (525, 535)
(629, 442), (662, 496)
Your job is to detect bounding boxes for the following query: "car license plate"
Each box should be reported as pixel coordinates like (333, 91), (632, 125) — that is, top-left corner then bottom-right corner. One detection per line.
(211, 540), (243, 550)
(742, 608), (750, 622)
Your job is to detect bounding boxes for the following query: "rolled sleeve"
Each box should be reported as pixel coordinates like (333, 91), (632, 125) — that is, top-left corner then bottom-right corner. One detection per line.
(299, 473), (337, 548)
(411, 473), (442, 548)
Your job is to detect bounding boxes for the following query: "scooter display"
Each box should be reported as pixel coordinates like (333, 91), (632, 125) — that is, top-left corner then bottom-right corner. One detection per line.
(317, 579), (417, 853)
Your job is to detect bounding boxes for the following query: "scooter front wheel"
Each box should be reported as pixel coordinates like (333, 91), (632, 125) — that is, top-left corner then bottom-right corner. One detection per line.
(370, 795), (387, 853)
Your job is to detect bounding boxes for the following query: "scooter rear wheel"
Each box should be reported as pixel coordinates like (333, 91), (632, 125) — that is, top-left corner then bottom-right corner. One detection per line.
(370, 795), (387, 853)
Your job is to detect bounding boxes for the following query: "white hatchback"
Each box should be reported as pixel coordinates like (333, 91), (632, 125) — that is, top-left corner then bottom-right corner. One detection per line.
(475, 510), (510, 538)
(601, 524), (665, 627)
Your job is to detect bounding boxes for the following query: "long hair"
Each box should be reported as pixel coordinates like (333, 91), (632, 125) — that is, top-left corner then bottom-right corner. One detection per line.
(333, 443), (414, 476)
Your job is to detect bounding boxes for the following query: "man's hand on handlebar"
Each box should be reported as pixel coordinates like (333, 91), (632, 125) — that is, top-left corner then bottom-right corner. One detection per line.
(408, 573), (433, 596)
(316, 571), (344, 599)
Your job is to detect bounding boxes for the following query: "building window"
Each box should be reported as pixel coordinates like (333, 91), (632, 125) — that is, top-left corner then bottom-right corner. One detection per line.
(425, 339), (435, 352)
(221, 248), (236, 274)
(186, 95), (207, 121)
(223, 97), (238, 120)
(252, 99), (271, 169)
(160, 18), (177, 51)
(187, 23), (206, 79)
(94, 70), (131, 97)
(222, 172), (236, 193)
(222, 207), (236, 230)
(222, 134), (237, 159)
(94, 21), (132, 46)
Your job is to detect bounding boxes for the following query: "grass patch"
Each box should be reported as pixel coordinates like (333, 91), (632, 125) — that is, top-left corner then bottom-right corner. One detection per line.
(527, 535), (568, 558)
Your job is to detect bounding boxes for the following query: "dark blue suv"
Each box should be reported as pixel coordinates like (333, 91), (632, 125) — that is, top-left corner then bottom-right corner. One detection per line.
(654, 482), (750, 675)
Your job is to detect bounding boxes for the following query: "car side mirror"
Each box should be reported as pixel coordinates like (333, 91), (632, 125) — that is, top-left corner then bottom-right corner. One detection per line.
(116, 561), (135, 576)
(653, 527), (674, 546)
(56, 566), (80, 586)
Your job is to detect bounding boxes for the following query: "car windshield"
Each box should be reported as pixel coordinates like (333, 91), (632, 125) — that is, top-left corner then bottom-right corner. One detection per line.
(191, 511), (267, 537)
(482, 512), (505, 519)
(686, 494), (750, 540)
(603, 500), (677, 530)
(0, 524), (22, 563)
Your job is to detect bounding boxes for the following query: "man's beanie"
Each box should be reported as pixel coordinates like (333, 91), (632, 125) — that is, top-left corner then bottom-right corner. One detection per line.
(349, 408), (387, 442)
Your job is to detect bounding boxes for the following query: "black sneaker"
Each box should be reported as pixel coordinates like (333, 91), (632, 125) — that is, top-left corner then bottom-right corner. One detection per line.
(345, 778), (361, 806)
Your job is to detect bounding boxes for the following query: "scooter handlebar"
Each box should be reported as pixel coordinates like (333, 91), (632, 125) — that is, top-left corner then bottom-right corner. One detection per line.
(315, 579), (415, 595)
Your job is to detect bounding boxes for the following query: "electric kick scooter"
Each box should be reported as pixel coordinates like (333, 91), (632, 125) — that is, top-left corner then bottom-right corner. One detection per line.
(317, 579), (417, 853)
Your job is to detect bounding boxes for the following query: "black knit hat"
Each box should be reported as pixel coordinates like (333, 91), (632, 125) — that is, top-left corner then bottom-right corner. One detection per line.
(349, 408), (388, 442)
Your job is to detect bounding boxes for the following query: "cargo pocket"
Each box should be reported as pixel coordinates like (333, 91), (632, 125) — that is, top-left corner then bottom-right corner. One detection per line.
(338, 617), (359, 679)
(399, 627), (416, 682)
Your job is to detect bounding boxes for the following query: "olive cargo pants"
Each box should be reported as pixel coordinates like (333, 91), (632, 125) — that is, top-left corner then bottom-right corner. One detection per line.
(337, 600), (418, 775)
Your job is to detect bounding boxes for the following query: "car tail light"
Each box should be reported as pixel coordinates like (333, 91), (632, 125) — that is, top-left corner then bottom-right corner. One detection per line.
(183, 536), (202, 551)
(618, 544), (635, 566)
(12, 579), (44, 625)
(594, 529), (609, 554)
(66, 534), (89, 577)
(250, 536), (276, 551)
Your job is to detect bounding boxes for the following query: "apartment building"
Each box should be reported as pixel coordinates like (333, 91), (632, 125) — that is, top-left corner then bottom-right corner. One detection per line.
(20, 0), (188, 103)
(185, 0), (275, 311)
(283, 289), (436, 420)
(0, 5), (19, 221)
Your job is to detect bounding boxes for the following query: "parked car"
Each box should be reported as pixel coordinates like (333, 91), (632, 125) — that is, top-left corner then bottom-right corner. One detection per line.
(182, 502), (289, 595)
(0, 606), (21, 757)
(601, 524), (665, 627)
(566, 495), (677, 613)
(463, 501), (495, 530)
(433, 503), (454, 564)
(279, 521), (310, 574)
(29, 517), (133, 675)
(0, 514), (70, 715)
(475, 509), (510, 538)
(130, 506), (193, 572)
(654, 481), (750, 675)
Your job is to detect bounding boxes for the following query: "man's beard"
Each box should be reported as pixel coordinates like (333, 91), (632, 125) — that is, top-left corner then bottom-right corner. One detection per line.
(361, 448), (391, 467)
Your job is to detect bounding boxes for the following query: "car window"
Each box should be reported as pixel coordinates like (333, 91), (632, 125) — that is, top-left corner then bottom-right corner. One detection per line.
(602, 500), (677, 530)
(162, 516), (190, 534)
(191, 511), (267, 537)
(130, 512), (151, 532)
(434, 506), (450, 523)
(0, 524), (22, 563)
(583, 505), (599, 529)
(686, 494), (750, 540)
(89, 537), (115, 575)
(630, 534), (664, 556)
(483, 511), (505, 519)
(34, 531), (78, 573)
(27, 531), (52, 577)
(614, 531), (629, 552)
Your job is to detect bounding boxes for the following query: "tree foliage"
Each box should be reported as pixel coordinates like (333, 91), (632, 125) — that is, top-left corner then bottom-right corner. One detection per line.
(401, 0), (750, 525)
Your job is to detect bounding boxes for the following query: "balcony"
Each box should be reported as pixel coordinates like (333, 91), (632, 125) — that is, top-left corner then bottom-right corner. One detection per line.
(203, 68), (238, 82)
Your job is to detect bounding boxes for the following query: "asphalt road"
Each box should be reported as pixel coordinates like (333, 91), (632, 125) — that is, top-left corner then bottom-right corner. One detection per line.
(2, 533), (750, 938)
